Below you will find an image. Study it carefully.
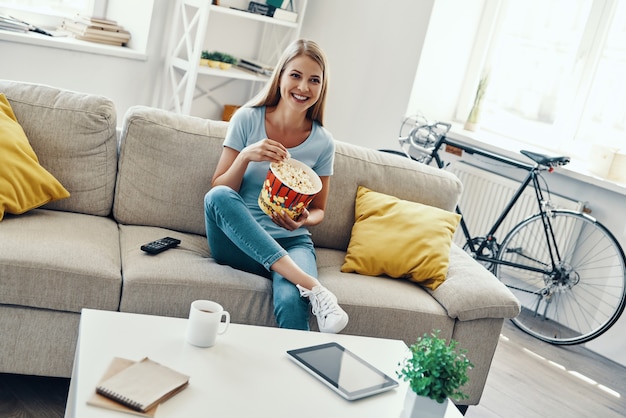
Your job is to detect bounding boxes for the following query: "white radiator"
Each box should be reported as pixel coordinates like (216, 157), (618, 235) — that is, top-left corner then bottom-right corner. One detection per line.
(447, 162), (584, 247)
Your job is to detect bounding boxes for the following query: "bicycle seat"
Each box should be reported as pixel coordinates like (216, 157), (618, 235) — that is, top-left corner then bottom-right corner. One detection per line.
(520, 150), (570, 168)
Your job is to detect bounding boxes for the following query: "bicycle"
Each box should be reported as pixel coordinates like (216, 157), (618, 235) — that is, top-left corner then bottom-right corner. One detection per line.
(382, 117), (626, 345)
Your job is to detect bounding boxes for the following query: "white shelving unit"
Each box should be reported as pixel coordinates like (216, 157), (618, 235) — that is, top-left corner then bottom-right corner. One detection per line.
(161, 0), (308, 117)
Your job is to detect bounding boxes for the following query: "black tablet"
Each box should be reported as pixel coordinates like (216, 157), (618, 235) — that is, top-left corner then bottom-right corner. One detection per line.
(286, 342), (399, 400)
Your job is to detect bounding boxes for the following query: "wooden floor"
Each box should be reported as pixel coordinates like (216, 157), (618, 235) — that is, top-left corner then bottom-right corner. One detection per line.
(466, 320), (626, 418)
(0, 373), (69, 418)
(1, 320), (625, 417)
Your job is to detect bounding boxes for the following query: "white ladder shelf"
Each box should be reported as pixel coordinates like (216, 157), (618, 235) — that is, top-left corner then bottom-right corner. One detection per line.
(161, 0), (307, 116)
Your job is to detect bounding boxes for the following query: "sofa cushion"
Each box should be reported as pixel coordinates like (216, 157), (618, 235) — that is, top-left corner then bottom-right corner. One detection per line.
(316, 248), (454, 343)
(309, 142), (463, 251)
(430, 245), (521, 320)
(0, 209), (122, 313)
(0, 94), (70, 220)
(117, 225), (276, 325)
(114, 106), (228, 235)
(0, 80), (118, 217)
(341, 186), (460, 290)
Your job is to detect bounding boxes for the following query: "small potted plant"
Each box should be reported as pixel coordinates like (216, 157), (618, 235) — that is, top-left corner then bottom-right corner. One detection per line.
(464, 71), (489, 131)
(200, 51), (237, 70)
(218, 53), (237, 70)
(200, 50), (210, 66)
(397, 330), (473, 417)
(200, 51), (223, 68)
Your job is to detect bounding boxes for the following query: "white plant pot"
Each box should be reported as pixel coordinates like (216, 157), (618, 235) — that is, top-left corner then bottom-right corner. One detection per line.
(401, 389), (450, 418)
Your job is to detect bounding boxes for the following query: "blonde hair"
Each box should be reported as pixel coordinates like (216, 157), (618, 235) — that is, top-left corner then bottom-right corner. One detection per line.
(247, 39), (329, 125)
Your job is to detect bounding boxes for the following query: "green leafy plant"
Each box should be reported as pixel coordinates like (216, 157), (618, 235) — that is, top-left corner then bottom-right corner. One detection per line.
(201, 50), (223, 61)
(200, 51), (237, 64)
(466, 72), (489, 124)
(220, 53), (237, 65)
(397, 330), (473, 403)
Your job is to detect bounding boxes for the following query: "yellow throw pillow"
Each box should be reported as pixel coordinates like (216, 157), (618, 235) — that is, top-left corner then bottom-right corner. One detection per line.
(0, 93), (70, 221)
(341, 186), (461, 290)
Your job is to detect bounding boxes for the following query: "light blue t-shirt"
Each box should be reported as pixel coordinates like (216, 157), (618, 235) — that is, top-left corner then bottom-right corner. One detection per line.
(223, 106), (335, 238)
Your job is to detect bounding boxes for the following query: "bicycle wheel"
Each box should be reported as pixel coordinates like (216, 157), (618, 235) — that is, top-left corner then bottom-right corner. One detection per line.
(495, 210), (626, 345)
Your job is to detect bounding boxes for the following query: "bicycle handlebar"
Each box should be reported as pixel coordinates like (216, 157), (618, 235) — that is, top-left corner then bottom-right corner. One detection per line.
(399, 135), (434, 157)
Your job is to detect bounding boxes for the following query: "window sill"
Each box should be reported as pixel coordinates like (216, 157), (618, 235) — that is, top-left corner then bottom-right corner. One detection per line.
(446, 123), (626, 197)
(0, 30), (146, 61)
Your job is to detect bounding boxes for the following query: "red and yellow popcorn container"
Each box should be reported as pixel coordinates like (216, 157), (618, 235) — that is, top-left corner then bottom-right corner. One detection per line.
(258, 159), (322, 220)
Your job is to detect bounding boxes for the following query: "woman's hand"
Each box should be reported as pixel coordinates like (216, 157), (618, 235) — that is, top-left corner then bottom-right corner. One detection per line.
(211, 139), (288, 190)
(241, 138), (290, 163)
(272, 208), (309, 231)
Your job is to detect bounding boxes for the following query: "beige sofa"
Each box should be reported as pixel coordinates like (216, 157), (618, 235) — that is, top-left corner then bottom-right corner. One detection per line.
(0, 80), (520, 406)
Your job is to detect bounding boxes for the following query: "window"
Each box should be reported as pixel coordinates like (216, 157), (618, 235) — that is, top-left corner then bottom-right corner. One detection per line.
(575, 1), (626, 154)
(0, 0), (152, 59)
(0, 0), (105, 20)
(468, 0), (625, 160)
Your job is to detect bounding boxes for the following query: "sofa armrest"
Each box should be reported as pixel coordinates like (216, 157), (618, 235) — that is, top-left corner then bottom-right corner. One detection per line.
(430, 244), (521, 321)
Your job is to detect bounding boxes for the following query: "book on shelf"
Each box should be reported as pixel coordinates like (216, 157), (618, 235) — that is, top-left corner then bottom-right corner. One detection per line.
(74, 14), (120, 30)
(247, 2), (298, 22)
(266, 0), (290, 9)
(71, 34), (126, 46)
(272, 7), (297, 22)
(88, 357), (189, 416)
(247, 1), (272, 16)
(62, 20), (130, 39)
(59, 14), (131, 46)
(236, 58), (274, 76)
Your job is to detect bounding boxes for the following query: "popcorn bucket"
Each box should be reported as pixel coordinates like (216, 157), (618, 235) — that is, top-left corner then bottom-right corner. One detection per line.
(258, 159), (322, 220)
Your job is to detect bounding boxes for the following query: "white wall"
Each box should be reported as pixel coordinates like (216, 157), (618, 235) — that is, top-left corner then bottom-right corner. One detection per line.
(299, 0), (435, 150)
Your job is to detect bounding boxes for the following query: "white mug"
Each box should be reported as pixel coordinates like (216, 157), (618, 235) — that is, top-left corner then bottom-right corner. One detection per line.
(186, 300), (230, 347)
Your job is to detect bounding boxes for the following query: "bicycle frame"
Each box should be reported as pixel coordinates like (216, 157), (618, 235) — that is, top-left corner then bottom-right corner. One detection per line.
(428, 136), (562, 273)
(394, 123), (626, 344)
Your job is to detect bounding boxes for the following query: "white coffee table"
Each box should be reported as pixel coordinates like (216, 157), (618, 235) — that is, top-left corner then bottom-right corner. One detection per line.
(65, 309), (463, 417)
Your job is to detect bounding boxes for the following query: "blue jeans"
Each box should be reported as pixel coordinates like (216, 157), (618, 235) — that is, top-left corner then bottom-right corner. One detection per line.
(204, 185), (313, 330)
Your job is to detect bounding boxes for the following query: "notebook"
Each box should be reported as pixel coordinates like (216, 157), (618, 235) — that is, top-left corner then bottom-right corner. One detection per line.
(88, 357), (189, 415)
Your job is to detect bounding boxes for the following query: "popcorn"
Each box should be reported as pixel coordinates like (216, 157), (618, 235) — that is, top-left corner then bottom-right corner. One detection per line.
(270, 160), (316, 194)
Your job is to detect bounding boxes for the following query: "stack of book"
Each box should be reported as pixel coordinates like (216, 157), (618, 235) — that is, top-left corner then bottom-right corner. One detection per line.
(88, 357), (189, 415)
(237, 58), (274, 76)
(60, 14), (130, 46)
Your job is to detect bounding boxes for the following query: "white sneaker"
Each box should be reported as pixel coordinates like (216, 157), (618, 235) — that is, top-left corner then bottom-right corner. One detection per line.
(297, 284), (349, 333)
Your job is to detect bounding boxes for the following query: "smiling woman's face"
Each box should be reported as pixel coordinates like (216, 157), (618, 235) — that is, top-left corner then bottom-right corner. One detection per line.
(279, 55), (323, 112)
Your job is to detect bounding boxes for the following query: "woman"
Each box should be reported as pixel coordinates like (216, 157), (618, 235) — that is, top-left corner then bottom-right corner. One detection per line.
(204, 39), (348, 333)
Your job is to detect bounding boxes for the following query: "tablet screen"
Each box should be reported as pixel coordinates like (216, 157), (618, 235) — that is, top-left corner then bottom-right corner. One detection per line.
(287, 342), (398, 400)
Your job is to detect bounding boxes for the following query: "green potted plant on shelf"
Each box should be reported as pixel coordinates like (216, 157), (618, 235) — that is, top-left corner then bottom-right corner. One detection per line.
(200, 50), (223, 68)
(200, 51), (237, 70)
(397, 330), (473, 417)
(218, 53), (237, 70)
(200, 50), (210, 66)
